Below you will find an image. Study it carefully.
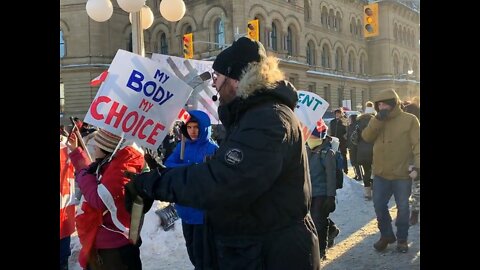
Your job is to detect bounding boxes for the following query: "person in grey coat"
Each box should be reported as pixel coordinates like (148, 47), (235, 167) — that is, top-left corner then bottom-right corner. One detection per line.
(306, 122), (339, 260)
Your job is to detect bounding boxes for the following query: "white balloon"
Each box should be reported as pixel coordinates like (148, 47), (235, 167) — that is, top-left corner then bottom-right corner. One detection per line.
(129, 5), (154, 29)
(160, 0), (186, 22)
(117, 0), (145, 13)
(86, 0), (113, 22)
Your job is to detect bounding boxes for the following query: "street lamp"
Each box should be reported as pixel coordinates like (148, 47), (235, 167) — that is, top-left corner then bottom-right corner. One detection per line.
(85, 0), (186, 56)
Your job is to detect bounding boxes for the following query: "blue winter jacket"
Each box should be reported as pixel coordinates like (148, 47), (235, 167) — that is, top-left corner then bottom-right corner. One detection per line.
(165, 110), (218, 224)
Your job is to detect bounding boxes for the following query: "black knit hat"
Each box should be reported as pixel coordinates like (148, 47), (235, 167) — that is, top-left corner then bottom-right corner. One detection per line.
(212, 37), (266, 80)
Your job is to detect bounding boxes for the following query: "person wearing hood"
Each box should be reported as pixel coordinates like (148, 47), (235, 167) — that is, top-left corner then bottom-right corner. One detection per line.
(362, 89), (420, 253)
(126, 37), (320, 269)
(164, 110), (218, 269)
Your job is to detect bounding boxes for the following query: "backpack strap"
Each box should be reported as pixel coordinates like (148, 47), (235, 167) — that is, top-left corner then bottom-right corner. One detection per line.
(319, 147), (332, 167)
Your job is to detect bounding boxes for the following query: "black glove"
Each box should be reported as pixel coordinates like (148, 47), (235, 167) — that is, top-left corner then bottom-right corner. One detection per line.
(375, 109), (390, 121)
(124, 169), (163, 213)
(124, 181), (154, 214)
(144, 152), (166, 171)
(324, 196), (336, 213)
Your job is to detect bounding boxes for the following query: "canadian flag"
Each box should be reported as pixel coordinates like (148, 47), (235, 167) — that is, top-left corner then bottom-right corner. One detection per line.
(90, 70), (109, 86)
(178, 108), (191, 123)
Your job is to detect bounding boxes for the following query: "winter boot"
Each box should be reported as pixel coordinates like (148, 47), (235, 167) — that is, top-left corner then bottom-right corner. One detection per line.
(409, 210), (419, 225)
(319, 249), (327, 261)
(396, 239), (408, 253)
(373, 236), (396, 251)
(327, 226), (340, 248)
(364, 186), (372, 200)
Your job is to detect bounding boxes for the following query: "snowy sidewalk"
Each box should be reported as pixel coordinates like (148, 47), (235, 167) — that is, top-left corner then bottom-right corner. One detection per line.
(323, 175), (420, 270)
(69, 175), (420, 270)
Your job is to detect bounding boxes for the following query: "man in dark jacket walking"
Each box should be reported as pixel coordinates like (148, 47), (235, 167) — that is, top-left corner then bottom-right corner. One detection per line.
(126, 37), (320, 270)
(329, 109), (348, 174)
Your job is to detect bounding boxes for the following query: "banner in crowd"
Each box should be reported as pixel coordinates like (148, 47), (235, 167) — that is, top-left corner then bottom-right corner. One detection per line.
(294, 90), (329, 141)
(151, 53), (219, 123)
(84, 49), (193, 150)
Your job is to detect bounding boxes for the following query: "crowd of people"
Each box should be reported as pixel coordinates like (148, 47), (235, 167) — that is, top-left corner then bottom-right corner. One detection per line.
(60, 37), (420, 270)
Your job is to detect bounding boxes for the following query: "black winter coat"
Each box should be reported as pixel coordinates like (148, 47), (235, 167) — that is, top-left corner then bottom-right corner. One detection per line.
(140, 67), (320, 269)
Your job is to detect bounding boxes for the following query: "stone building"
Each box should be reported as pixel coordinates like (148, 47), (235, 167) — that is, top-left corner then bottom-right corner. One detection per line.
(60, 0), (419, 123)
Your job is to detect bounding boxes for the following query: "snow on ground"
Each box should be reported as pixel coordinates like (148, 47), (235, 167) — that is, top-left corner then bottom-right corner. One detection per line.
(69, 175), (420, 269)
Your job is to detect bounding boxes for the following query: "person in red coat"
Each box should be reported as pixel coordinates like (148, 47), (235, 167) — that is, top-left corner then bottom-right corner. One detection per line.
(68, 129), (145, 269)
(60, 141), (76, 270)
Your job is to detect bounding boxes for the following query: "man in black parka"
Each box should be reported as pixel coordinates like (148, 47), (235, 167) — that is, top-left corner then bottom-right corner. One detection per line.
(127, 37), (320, 270)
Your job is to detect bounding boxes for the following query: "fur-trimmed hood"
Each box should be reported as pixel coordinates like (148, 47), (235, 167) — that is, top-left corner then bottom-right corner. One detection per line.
(236, 56), (298, 109)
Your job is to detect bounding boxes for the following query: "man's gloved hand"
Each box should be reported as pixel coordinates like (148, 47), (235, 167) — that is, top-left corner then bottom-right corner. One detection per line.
(408, 166), (420, 181)
(124, 169), (163, 214)
(144, 149), (166, 171)
(124, 180), (154, 214)
(375, 109), (390, 121)
(324, 196), (336, 213)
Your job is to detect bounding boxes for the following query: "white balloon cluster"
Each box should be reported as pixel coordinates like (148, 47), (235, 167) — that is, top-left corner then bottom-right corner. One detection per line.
(86, 0), (186, 27)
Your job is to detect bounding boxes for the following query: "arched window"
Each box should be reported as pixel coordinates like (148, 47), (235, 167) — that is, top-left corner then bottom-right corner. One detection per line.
(286, 26), (293, 55)
(328, 9), (334, 29)
(357, 19), (362, 37)
(214, 18), (225, 49)
(60, 30), (65, 58)
(306, 40), (315, 66)
(348, 51), (355, 73)
(359, 54), (366, 74)
(412, 61), (418, 78)
(410, 31), (414, 47)
(321, 7), (328, 26)
(304, 0), (311, 22)
(321, 45), (330, 68)
(271, 22), (278, 51)
(394, 24), (398, 40)
(159, 33), (168, 54)
(335, 48), (344, 71)
(335, 11), (342, 32)
(403, 57), (409, 74)
(128, 34), (133, 51)
(393, 55), (399, 75)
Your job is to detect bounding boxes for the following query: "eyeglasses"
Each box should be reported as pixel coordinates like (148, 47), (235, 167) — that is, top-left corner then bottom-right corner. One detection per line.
(211, 72), (218, 81)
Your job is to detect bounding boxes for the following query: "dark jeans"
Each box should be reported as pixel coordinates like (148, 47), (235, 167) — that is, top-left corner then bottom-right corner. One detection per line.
(360, 163), (372, 187)
(182, 222), (207, 269)
(310, 196), (334, 254)
(60, 237), (71, 270)
(87, 244), (142, 270)
(373, 176), (412, 240)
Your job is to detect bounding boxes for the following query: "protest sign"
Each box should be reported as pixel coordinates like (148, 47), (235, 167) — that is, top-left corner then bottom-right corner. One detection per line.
(84, 49), (193, 150)
(294, 90), (329, 141)
(151, 53), (219, 123)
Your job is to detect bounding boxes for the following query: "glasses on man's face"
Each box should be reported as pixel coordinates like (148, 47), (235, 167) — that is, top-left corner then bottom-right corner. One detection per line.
(211, 72), (218, 82)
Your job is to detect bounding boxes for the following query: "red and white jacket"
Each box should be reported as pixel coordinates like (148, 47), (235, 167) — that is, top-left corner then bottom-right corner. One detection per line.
(60, 142), (76, 239)
(69, 142), (144, 268)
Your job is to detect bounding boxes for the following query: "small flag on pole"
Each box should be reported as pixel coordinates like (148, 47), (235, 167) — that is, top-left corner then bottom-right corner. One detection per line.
(178, 108), (191, 123)
(90, 70), (109, 86)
